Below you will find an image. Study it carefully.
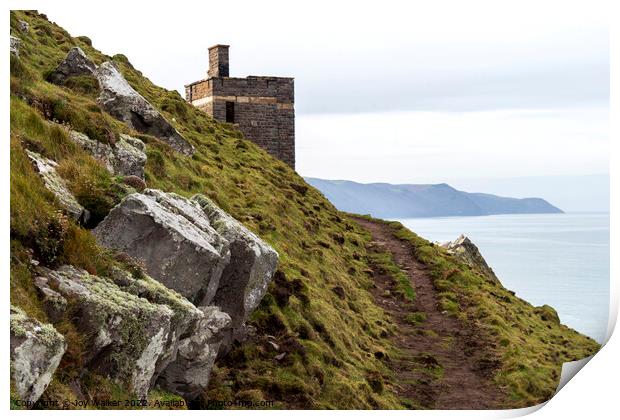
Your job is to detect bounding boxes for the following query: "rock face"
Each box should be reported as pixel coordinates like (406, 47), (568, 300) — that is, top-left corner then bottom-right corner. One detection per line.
(95, 62), (194, 155)
(93, 190), (230, 304)
(158, 306), (231, 399)
(35, 265), (202, 399)
(10, 306), (66, 403)
(48, 48), (193, 156)
(69, 131), (146, 179)
(10, 35), (21, 56)
(193, 194), (279, 350)
(26, 150), (90, 224)
(93, 189), (278, 349)
(440, 235), (499, 283)
(47, 47), (97, 85)
(18, 20), (29, 33)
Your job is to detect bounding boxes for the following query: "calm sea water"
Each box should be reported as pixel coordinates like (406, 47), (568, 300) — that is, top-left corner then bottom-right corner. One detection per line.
(396, 213), (609, 343)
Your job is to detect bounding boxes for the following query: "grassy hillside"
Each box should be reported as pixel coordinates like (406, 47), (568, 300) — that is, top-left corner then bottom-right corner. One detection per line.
(371, 218), (599, 407)
(10, 10), (402, 409)
(9, 10), (598, 409)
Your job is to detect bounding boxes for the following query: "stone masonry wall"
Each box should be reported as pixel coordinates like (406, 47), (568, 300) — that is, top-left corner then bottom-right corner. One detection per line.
(185, 76), (295, 168)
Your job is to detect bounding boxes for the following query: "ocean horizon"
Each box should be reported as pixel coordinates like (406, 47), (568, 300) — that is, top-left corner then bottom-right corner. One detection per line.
(396, 212), (610, 343)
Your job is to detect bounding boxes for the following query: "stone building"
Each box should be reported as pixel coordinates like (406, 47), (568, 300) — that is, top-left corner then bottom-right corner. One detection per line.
(185, 45), (295, 168)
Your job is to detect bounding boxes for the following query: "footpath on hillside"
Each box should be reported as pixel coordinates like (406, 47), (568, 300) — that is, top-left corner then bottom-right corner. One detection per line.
(353, 217), (505, 409)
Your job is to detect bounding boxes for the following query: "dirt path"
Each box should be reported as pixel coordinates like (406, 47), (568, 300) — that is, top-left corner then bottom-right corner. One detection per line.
(353, 217), (504, 409)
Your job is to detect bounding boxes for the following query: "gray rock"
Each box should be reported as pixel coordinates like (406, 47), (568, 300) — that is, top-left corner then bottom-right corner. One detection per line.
(93, 190), (230, 304)
(192, 194), (278, 351)
(33, 276), (67, 323)
(95, 62), (194, 155)
(18, 20), (29, 33)
(158, 306), (231, 399)
(25, 150), (90, 224)
(68, 130), (116, 173)
(48, 47), (97, 85)
(115, 134), (147, 179)
(36, 265), (197, 398)
(68, 131), (146, 179)
(440, 234), (499, 283)
(10, 306), (66, 403)
(10, 35), (21, 56)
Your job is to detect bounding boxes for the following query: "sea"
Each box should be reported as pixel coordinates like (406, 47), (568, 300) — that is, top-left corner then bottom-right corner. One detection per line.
(395, 213), (610, 344)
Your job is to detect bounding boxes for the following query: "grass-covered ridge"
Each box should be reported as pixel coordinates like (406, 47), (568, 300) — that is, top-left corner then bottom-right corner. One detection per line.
(9, 10), (599, 410)
(10, 10), (402, 409)
(363, 216), (599, 407)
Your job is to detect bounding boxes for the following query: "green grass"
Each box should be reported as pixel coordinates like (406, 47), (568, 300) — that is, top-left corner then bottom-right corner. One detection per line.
(404, 312), (427, 326)
(10, 10), (401, 409)
(9, 10), (599, 410)
(367, 217), (600, 408)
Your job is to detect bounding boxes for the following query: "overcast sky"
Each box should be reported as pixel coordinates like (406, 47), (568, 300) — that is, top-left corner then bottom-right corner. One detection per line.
(32, 0), (609, 208)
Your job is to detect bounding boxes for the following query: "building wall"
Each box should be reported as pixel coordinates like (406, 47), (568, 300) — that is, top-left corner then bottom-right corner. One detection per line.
(185, 76), (295, 168)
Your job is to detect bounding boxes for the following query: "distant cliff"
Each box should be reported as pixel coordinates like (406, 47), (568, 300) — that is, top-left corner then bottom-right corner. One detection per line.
(305, 178), (563, 218)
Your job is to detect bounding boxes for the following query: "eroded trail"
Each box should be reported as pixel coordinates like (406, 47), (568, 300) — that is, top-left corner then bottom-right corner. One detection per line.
(354, 217), (504, 409)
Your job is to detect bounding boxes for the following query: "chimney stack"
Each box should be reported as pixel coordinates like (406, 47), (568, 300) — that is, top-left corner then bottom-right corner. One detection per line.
(208, 44), (229, 78)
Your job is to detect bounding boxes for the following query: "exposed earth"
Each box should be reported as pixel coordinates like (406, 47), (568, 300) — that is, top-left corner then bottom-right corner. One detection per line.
(354, 217), (505, 409)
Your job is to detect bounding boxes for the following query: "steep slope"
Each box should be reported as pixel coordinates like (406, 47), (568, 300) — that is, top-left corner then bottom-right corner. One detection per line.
(9, 10), (401, 409)
(9, 10), (596, 410)
(306, 178), (563, 218)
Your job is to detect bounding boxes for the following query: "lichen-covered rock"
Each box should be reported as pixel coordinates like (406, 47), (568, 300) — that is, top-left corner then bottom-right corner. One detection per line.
(440, 234), (499, 283)
(36, 265), (200, 398)
(115, 134), (147, 178)
(193, 194), (278, 350)
(18, 20), (29, 33)
(10, 306), (66, 403)
(48, 47), (97, 85)
(33, 276), (67, 323)
(158, 306), (231, 399)
(10, 35), (21, 56)
(95, 62), (194, 155)
(68, 130), (116, 173)
(93, 190), (230, 304)
(68, 131), (146, 179)
(25, 150), (90, 224)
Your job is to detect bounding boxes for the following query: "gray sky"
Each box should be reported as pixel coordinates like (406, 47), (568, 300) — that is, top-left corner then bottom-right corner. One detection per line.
(33, 0), (609, 208)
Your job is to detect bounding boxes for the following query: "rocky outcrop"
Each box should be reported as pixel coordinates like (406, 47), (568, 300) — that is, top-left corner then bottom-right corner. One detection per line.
(158, 306), (231, 399)
(95, 62), (194, 155)
(440, 235), (499, 283)
(10, 35), (21, 56)
(87, 189), (278, 397)
(10, 306), (66, 403)
(18, 20), (29, 33)
(47, 47), (97, 85)
(35, 265), (202, 399)
(192, 194), (279, 350)
(69, 131), (147, 179)
(93, 189), (278, 348)
(47, 48), (193, 155)
(93, 190), (230, 304)
(25, 150), (90, 224)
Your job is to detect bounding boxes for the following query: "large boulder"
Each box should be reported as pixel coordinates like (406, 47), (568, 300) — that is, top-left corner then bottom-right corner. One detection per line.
(25, 150), (90, 224)
(440, 234), (499, 283)
(158, 306), (231, 399)
(192, 194), (278, 350)
(35, 265), (201, 398)
(95, 62), (194, 155)
(47, 47), (97, 85)
(115, 134), (147, 179)
(93, 190), (230, 304)
(10, 35), (21, 56)
(10, 306), (66, 403)
(69, 131), (146, 179)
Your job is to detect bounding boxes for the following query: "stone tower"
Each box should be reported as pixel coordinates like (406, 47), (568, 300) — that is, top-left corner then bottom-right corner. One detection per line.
(185, 45), (295, 168)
